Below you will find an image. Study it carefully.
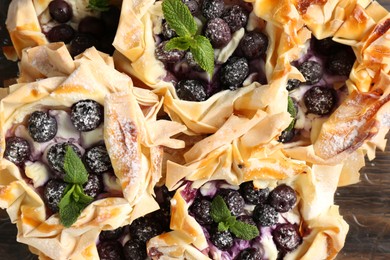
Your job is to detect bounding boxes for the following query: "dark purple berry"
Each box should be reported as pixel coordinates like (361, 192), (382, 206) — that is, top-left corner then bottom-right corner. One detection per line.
(155, 41), (185, 63)
(201, 0), (224, 19)
(272, 223), (302, 253)
(221, 5), (248, 33)
(123, 239), (147, 260)
(4, 137), (30, 165)
(269, 184), (297, 213)
(240, 182), (269, 205)
(49, 0), (73, 23)
(303, 86), (337, 115)
(176, 79), (207, 102)
(220, 56), (249, 90)
(43, 179), (67, 213)
(84, 145), (112, 174)
(236, 215), (256, 226)
(83, 174), (103, 198)
(28, 111), (57, 142)
(98, 34), (115, 55)
(235, 248), (262, 260)
(99, 227), (124, 241)
(71, 99), (103, 131)
(97, 241), (124, 260)
(101, 6), (120, 33)
(161, 21), (177, 40)
(204, 18), (231, 48)
(190, 199), (213, 225)
(239, 31), (268, 59)
(70, 34), (98, 57)
(210, 229), (233, 250)
(326, 50), (355, 76)
(46, 142), (82, 176)
(253, 204), (278, 226)
(298, 61), (323, 85)
(129, 217), (163, 243)
(47, 24), (75, 44)
(286, 79), (300, 91)
(182, 0), (200, 15)
(185, 51), (203, 71)
(313, 37), (341, 56)
(78, 16), (105, 37)
(217, 189), (245, 216)
(278, 130), (295, 143)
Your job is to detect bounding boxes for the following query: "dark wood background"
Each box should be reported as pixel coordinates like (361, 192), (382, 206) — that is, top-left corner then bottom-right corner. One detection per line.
(0, 0), (389, 259)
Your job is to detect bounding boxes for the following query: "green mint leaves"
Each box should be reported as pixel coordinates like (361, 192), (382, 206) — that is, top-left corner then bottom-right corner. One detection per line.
(162, 0), (214, 76)
(59, 146), (93, 228)
(286, 96), (297, 131)
(88, 0), (110, 11)
(211, 195), (259, 241)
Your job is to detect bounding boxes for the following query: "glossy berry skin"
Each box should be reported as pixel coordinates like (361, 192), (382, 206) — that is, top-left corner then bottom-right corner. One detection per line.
(78, 16), (105, 37)
(204, 18), (232, 48)
(83, 174), (103, 198)
(286, 79), (300, 91)
(46, 142), (82, 176)
(217, 189), (245, 216)
(4, 137), (30, 165)
(123, 239), (147, 260)
(190, 199), (213, 225)
(236, 248), (262, 260)
(221, 5), (248, 33)
(240, 182), (269, 205)
(71, 99), (103, 131)
(253, 204), (278, 227)
(99, 227), (124, 241)
(304, 86), (337, 115)
(43, 179), (67, 213)
(268, 184), (297, 213)
(84, 145), (112, 174)
(28, 111), (57, 143)
(272, 223), (302, 253)
(129, 217), (163, 243)
(239, 31), (268, 59)
(161, 21), (177, 40)
(326, 50), (355, 76)
(210, 229), (234, 250)
(201, 0), (224, 19)
(155, 41), (185, 63)
(176, 79), (207, 102)
(220, 57), (249, 90)
(47, 24), (75, 44)
(278, 129), (295, 143)
(101, 6), (121, 33)
(97, 241), (124, 260)
(70, 34), (98, 57)
(49, 0), (73, 23)
(298, 61), (323, 85)
(182, 0), (200, 15)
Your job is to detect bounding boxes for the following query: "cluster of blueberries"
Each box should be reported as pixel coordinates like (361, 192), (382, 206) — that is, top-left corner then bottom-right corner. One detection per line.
(155, 0), (269, 101)
(189, 182), (302, 259)
(45, 0), (120, 56)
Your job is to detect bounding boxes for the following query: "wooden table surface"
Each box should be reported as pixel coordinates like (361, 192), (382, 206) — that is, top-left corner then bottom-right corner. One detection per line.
(0, 0), (389, 259)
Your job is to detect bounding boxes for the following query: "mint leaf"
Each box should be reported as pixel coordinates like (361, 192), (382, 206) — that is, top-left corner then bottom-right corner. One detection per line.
(162, 0), (197, 37)
(166, 36), (193, 51)
(190, 35), (214, 76)
(74, 184), (94, 204)
(229, 220), (259, 240)
(211, 195), (231, 223)
(88, 0), (110, 11)
(286, 96), (297, 131)
(63, 146), (88, 185)
(218, 221), (230, 232)
(217, 216), (236, 232)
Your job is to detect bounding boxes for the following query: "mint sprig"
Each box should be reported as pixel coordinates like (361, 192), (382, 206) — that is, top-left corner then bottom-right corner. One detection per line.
(59, 146), (93, 228)
(88, 0), (110, 11)
(286, 96), (297, 131)
(162, 0), (214, 75)
(211, 195), (259, 240)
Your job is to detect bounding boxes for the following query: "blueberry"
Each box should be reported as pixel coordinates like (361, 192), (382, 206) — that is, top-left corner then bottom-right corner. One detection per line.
(240, 182), (269, 205)
(71, 99), (103, 131)
(101, 6), (121, 33)
(129, 217), (163, 243)
(99, 227), (124, 241)
(272, 223), (302, 253)
(220, 57), (249, 90)
(150, 207), (171, 232)
(176, 79), (207, 102)
(4, 137), (30, 165)
(70, 34), (98, 57)
(46, 142), (82, 176)
(161, 21), (177, 40)
(204, 18), (232, 48)
(235, 248), (262, 260)
(155, 41), (185, 63)
(182, 0), (200, 15)
(278, 129), (295, 143)
(78, 16), (105, 37)
(84, 145), (112, 174)
(185, 51), (203, 71)
(221, 5), (248, 33)
(201, 0), (224, 19)
(253, 204), (278, 226)
(28, 111), (57, 142)
(236, 215), (256, 227)
(303, 86), (337, 115)
(190, 199), (213, 225)
(43, 179), (67, 213)
(210, 229), (233, 250)
(239, 31), (268, 59)
(286, 79), (300, 91)
(49, 0), (73, 23)
(97, 241), (124, 260)
(217, 189), (245, 216)
(123, 239), (147, 260)
(326, 50), (355, 76)
(83, 174), (103, 198)
(47, 24), (75, 44)
(268, 184), (297, 213)
(313, 37), (342, 56)
(298, 61), (323, 85)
